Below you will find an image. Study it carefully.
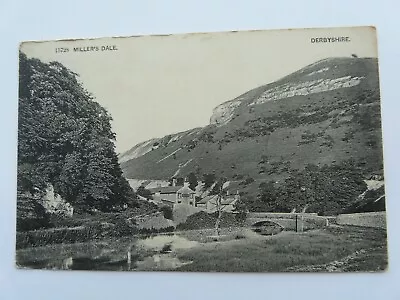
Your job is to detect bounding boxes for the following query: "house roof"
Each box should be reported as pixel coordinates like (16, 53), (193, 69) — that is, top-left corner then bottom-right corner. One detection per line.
(177, 185), (195, 195)
(161, 198), (175, 203)
(197, 195), (217, 204)
(221, 197), (238, 205)
(148, 186), (181, 194)
(197, 194), (237, 205)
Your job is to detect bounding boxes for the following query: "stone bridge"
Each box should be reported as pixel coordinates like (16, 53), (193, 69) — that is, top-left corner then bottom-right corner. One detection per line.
(246, 212), (329, 232)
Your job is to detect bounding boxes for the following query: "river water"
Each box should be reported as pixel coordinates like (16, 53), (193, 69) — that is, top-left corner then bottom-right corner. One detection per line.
(16, 225), (281, 271)
(16, 234), (199, 271)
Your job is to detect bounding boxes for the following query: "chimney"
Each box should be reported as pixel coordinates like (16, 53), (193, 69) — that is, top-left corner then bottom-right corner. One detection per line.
(235, 190), (240, 201)
(184, 177), (189, 188)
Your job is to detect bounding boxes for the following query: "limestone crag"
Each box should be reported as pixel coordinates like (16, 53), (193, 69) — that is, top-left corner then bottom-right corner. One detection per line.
(118, 139), (158, 163)
(210, 99), (242, 125)
(251, 76), (363, 106)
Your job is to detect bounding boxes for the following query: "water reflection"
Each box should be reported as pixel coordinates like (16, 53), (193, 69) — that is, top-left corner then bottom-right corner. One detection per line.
(135, 254), (192, 270)
(251, 221), (284, 236)
(136, 234), (198, 251)
(62, 257), (73, 269)
(133, 235), (197, 271)
(16, 234), (197, 271)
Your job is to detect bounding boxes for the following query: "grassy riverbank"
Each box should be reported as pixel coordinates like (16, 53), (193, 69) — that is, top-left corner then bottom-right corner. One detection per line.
(16, 209), (242, 249)
(174, 225), (387, 272)
(16, 224), (387, 272)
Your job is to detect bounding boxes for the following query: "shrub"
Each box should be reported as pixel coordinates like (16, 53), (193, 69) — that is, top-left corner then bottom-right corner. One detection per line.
(138, 226), (174, 234)
(16, 194), (50, 231)
(112, 217), (138, 237)
(241, 176), (255, 186)
(16, 225), (104, 249)
(177, 211), (244, 230)
(234, 233), (246, 240)
(48, 214), (85, 228)
(159, 206), (173, 220)
(136, 186), (153, 200)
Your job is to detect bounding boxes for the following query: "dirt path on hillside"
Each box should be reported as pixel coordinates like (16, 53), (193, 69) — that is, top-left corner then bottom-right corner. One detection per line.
(286, 246), (387, 272)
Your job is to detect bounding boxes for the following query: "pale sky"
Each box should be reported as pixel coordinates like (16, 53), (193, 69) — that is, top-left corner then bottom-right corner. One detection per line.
(20, 27), (377, 153)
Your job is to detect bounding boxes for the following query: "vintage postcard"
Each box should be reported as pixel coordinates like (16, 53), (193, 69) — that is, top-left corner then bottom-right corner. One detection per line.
(16, 26), (387, 272)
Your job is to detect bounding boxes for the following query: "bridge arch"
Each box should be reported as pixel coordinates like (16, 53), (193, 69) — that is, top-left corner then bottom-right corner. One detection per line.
(246, 212), (329, 232)
(250, 220), (284, 235)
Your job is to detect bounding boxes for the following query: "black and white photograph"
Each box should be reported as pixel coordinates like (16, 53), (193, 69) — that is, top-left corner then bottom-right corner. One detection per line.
(16, 26), (387, 272)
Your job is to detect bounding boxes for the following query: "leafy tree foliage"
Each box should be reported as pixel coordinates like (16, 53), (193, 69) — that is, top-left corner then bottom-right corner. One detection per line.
(176, 177), (185, 186)
(18, 52), (136, 212)
(16, 193), (50, 231)
(250, 161), (367, 215)
(187, 172), (198, 191)
(202, 173), (216, 189)
(233, 196), (248, 222)
(136, 186), (153, 199)
(169, 177), (184, 186)
(246, 181), (279, 212)
(159, 205), (173, 220)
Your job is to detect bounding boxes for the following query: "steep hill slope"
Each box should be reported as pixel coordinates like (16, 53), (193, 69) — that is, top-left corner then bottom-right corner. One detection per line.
(120, 57), (384, 213)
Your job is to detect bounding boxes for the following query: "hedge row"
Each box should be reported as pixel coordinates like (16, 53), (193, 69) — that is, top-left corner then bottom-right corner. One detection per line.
(176, 211), (245, 230)
(16, 222), (176, 249)
(16, 225), (107, 249)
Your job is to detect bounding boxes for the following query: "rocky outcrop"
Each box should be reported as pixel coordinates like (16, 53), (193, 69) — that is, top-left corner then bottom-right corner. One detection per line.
(127, 179), (170, 191)
(16, 184), (74, 231)
(251, 76), (363, 106)
(41, 184), (73, 217)
(120, 57), (383, 216)
(118, 138), (159, 163)
(210, 99), (242, 125)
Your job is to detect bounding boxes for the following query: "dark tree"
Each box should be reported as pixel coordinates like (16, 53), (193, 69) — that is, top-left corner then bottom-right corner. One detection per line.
(248, 181), (279, 212)
(273, 162), (367, 215)
(136, 186), (153, 200)
(176, 177), (184, 186)
(187, 172), (198, 191)
(17, 52), (136, 212)
(159, 205), (173, 220)
(233, 196), (248, 222)
(202, 173), (216, 189)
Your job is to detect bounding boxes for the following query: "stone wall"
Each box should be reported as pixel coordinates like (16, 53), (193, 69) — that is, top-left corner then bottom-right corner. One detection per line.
(246, 213), (329, 232)
(336, 212), (387, 229)
(248, 212), (318, 219)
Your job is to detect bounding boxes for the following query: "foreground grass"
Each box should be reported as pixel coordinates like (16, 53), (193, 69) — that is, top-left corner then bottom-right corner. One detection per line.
(174, 225), (387, 272)
(16, 225), (387, 272)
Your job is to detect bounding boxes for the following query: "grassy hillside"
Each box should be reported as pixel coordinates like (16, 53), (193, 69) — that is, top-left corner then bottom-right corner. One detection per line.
(120, 57), (384, 214)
